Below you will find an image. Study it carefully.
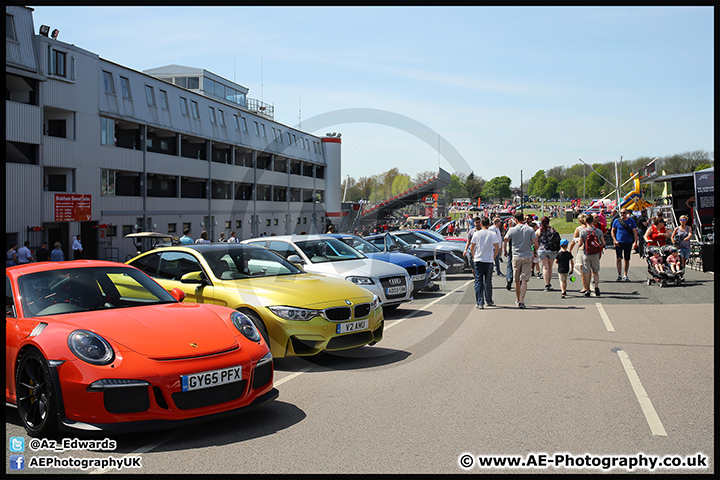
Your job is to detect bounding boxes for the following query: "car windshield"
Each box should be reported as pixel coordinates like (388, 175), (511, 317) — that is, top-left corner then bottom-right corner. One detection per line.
(201, 246), (303, 279)
(295, 238), (365, 263)
(391, 235), (412, 248)
(337, 236), (382, 254)
(395, 231), (438, 245)
(17, 266), (177, 317)
(417, 230), (445, 242)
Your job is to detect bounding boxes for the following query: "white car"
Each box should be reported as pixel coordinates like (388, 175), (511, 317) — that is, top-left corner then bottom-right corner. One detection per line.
(242, 235), (413, 311)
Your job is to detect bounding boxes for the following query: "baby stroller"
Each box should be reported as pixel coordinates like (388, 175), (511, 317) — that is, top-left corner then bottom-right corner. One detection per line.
(645, 245), (684, 287)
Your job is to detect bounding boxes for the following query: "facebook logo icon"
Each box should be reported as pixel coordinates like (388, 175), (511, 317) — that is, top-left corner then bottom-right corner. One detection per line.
(10, 455), (25, 470)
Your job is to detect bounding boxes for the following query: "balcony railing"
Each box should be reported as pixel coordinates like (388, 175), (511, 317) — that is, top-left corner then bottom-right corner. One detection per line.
(246, 98), (274, 119)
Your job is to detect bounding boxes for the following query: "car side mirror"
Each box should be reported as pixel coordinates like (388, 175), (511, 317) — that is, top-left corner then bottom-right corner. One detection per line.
(170, 288), (186, 302)
(388, 244), (399, 251)
(180, 271), (206, 285)
(287, 255), (305, 265)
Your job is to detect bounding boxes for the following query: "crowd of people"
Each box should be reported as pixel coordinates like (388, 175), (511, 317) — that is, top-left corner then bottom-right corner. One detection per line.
(459, 206), (694, 309)
(7, 239), (71, 265)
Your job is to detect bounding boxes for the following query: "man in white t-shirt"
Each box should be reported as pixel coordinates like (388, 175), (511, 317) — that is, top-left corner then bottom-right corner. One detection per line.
(488, 217), (504, 276)
(469, 217), (500, 309)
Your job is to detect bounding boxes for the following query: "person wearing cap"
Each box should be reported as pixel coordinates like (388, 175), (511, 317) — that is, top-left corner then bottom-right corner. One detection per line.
(555, 238), (574, 299)
(611, 208), (638, 282)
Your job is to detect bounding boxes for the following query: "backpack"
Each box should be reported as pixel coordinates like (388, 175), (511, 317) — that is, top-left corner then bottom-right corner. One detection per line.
(548, 228), (561, 252)
(584, 227), (602, 255)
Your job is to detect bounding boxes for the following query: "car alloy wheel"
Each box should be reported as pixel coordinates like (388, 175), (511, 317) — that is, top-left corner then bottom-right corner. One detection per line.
(16, 348), (58, 437)
(426, 260), (443, 280)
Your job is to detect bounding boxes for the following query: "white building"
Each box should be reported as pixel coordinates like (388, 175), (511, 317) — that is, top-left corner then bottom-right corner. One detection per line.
(6, 5), (341, 261)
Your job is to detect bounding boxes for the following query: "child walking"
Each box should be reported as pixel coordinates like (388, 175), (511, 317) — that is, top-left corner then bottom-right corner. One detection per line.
(555, 239), (575, 299)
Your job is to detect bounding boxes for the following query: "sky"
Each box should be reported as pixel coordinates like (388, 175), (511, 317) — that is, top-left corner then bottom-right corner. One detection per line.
(29, 6), (714, 187)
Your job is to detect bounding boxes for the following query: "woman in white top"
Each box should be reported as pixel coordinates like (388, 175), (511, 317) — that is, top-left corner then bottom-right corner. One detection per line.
(569, 213), (588, 294)
(195, 230), (212, 244)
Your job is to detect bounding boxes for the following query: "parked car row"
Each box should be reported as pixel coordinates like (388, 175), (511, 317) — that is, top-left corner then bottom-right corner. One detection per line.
(6, 231), (474, 438)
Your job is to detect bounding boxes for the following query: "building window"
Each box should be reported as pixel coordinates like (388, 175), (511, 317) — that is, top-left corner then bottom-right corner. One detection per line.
(102, 71), (114, 93)
(46, 174), (67, 192)
(101, 169), (115, 196)
(204, 77), (215, 95)
(209, 106), (217, 124)
(47, 119), (67, 138)
(218, 110), (226, 127)
(233, 114), (240, 130)
(254, 121), (259, 136)
(145, 85), (156, 106)
(120, 76), (131, 98)
(241, 117), (248, 132)
(100, 117), (115, 145)
(180, 97), (188, 116)
(260, 124), (266, 137)
(191, 101), (199, 119)
(51, 50), (67, 77)
(214, 82), (225, 100)
(159, 89), (169, 109)
(7, 14), (17, 41)
(168, 223), (177, 233)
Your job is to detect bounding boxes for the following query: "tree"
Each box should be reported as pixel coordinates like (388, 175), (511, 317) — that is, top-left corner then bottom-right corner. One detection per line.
(528, 170), (546, 198)
(558, 178), (577, 198)
(660, 150), (714, 174)
(482, 176), (513, 202)
(447, 173), (468, 201)
(543, 177), (559, 199)
(465, 172), (485, 202)
(391, 174), (411, 197)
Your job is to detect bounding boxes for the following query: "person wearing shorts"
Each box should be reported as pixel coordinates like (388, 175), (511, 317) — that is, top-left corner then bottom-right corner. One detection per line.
(578, 215), (606, 297)
(503, 212), (539, 309)
(671, 215), (693, 269)
(611, 208), (638, 282)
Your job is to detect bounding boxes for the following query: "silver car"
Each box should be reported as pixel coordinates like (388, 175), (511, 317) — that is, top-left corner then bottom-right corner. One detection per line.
(241, 235), (413, 311)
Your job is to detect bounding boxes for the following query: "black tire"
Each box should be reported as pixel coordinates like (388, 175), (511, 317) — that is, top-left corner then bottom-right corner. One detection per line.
(16, 348), (58, 438)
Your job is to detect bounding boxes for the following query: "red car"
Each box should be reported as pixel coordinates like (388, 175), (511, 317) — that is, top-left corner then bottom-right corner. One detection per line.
(6, 260), (277, 437)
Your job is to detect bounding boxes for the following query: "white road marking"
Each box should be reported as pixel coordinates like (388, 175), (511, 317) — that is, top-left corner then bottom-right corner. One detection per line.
(615, 349), (667, 436)
(595, 303), (615, 331)
(274, 366), (313, 387)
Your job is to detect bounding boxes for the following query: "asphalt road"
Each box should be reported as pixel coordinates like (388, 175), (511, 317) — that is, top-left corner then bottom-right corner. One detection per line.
(6, 249), (714, 474)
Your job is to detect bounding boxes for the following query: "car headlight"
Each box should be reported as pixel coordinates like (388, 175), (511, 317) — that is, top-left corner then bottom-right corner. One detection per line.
(346, 276), (375, 286)
(231, 311), (261, 342)
(268, 306), (319, 321)
(68, 330), (115, 365)
(371, 294), (380, 310)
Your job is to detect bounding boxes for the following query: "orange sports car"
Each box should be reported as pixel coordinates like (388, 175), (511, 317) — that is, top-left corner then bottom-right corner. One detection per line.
(5, 260), (277, 437)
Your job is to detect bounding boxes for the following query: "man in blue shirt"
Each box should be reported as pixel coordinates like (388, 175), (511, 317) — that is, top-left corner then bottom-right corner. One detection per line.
(611, 209), (638, 282)
(179, 229), (194, 245)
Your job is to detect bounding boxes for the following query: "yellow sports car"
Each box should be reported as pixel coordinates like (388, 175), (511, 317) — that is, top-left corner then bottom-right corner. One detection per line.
(127, 244), (383, 358)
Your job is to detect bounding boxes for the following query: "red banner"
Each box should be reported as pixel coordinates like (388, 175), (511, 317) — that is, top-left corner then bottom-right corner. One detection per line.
(55, 194), (92, 221)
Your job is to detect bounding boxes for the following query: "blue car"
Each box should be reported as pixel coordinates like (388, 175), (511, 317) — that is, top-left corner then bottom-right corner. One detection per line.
(324, 234), (431, 294)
